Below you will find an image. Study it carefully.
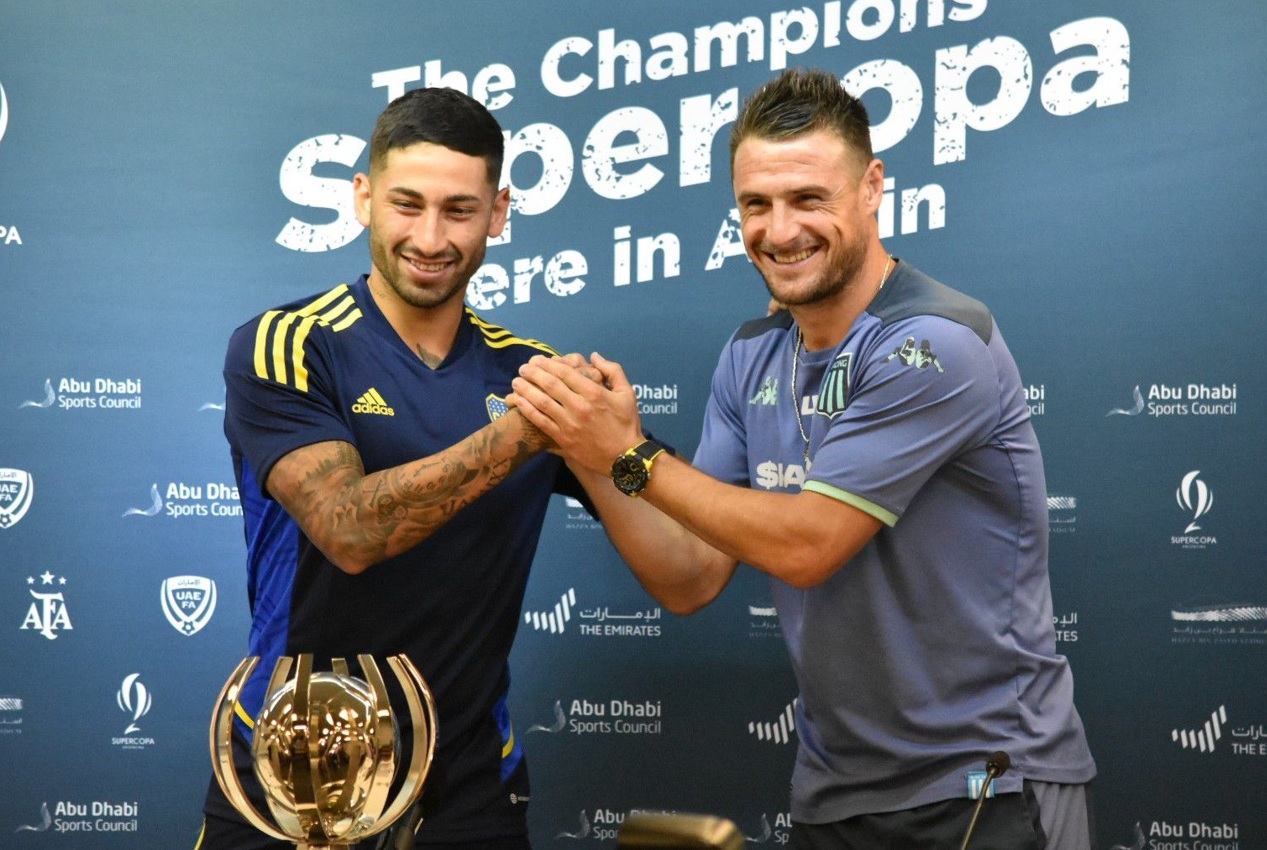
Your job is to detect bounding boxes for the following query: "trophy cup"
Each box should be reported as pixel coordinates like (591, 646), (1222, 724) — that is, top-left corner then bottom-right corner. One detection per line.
(210, 653), (437, 849)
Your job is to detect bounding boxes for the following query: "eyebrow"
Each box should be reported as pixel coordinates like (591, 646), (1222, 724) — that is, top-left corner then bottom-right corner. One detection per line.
(386, 187), (484, 205)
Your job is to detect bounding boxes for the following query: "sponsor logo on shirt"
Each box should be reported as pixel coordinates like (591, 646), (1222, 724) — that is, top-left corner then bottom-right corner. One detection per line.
(885, 337), (944, 372)
(351, 387), (395, 416)
(749, 376), (779, 406)
(816, 352), (853, 417)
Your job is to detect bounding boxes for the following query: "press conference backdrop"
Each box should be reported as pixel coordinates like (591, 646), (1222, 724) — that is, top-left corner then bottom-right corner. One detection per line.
(1, 1), (1264, 847)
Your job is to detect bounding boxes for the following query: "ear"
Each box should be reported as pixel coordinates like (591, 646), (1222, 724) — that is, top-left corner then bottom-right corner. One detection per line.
(859, 158), (886, 215)
(487, 186), (511, 238)
(353, 172), (373, 229)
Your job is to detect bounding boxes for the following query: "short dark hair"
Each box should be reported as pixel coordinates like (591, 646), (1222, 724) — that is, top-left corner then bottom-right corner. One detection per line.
(369, 87), (504, 186)
(730, 68), (873, 170)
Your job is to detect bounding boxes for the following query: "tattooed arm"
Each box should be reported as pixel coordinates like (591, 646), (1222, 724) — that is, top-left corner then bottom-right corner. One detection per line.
(266, 408), (550, 575)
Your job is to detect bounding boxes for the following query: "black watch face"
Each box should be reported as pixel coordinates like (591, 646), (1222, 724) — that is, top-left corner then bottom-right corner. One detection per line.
(612, 455), (648, 495)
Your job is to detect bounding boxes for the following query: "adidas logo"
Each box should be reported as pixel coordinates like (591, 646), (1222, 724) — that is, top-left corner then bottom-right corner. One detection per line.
(351, 388), (395, 416)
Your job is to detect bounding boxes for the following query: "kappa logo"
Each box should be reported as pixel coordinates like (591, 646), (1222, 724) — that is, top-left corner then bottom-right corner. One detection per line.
(886, 337), (944, 372)
(351, 388), (395, 416)
(816, 352), (853, 418)
(749, 376), (778, 406)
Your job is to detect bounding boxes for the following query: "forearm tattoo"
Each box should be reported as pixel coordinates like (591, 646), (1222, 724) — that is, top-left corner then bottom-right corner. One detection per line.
(272, 411), (548, 568)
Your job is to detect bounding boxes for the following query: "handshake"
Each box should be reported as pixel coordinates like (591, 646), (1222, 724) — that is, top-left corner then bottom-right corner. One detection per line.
(509, 352), (645, 479)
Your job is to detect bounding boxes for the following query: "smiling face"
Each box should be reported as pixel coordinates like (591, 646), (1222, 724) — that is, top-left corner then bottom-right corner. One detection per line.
(732, 129), (884, 308)
(354, 141), (509, 314)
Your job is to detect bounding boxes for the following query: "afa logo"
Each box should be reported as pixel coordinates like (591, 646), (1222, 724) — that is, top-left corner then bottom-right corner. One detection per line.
(20, 572), (72, 640)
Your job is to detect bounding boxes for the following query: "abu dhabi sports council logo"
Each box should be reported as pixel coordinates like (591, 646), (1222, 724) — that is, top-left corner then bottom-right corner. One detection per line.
(15, 800), (141, 834)
(555, 809), (628, 842)
(1106, 385), (1144, 416)
(749, 700), (797, 744)
(0, 468), (34, 528)
(17, 377), (143, 411)
(1107, 383), (1238, 418)
(1175, 470), (1212, 533)
(123, 481), (242, 519)
(633, 382), (678, 416)
(19, 572), (72, 640)
(1023, 383), (1045, 417)
(160, 576), (217, 635)
(740, 813), (792, 845)
(527, 697), (662, 736)
(1110, 820), (1241, 850)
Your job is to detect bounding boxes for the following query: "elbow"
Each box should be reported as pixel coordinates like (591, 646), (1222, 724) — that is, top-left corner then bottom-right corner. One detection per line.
(314, 540), (377, 576)
(773, 548), (842, 590)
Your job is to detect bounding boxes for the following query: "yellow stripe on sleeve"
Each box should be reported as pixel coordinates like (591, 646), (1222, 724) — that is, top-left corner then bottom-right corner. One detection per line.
(253, 310), (282, 381)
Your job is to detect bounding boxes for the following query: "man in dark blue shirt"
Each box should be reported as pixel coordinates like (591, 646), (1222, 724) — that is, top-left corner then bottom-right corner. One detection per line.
(200, 87), (581, 850)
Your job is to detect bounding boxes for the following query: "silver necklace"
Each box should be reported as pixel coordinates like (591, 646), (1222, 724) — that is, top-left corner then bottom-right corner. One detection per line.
(791, 256), (894, 465)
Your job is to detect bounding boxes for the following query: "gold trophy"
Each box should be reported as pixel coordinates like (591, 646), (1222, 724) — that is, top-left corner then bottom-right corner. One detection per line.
(210, 653), (437, 849)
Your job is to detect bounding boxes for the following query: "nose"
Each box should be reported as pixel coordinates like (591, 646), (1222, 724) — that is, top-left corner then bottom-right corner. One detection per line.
(766, 202), (800, 248)
(410, 210), (447, 256)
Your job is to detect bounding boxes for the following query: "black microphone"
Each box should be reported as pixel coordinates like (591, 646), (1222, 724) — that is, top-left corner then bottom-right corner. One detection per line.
(958, 751), (1010, 850)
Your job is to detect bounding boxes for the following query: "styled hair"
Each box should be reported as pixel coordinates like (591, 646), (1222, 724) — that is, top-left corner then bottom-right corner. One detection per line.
(730, 68), (873, 169)
(369, 87), (504, 186)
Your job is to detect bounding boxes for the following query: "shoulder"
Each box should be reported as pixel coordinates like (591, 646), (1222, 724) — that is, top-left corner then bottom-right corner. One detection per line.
(732, 311), (794, 344)
(464, 309), (558, 361)
(226, 283), (365, 391)
(867, 262), (993, 345)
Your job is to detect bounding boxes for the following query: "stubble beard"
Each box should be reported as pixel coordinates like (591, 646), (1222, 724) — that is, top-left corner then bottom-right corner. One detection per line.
(760, 237), (867, 308)
(368, 229), (483, 311)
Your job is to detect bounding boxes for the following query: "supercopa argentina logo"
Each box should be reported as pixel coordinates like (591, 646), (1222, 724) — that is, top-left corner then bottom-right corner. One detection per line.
(1172, 470), (1216, 549)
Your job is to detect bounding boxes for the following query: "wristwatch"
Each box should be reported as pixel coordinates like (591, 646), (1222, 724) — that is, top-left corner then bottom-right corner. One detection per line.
(611, 438), (668, 497)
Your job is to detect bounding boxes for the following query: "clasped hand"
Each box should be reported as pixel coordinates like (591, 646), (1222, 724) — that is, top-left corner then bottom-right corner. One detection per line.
(510, 352), (644, 475)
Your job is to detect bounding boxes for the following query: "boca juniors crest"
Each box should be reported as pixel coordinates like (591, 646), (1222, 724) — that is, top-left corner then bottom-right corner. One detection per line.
(160, 575), (217, 636)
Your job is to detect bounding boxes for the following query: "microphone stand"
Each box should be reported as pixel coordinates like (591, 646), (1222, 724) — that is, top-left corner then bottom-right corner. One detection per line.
(958, 751), (1010, 850)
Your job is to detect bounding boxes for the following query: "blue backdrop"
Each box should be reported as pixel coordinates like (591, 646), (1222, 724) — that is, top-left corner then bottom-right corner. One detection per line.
(2, 2), (1265, 848)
